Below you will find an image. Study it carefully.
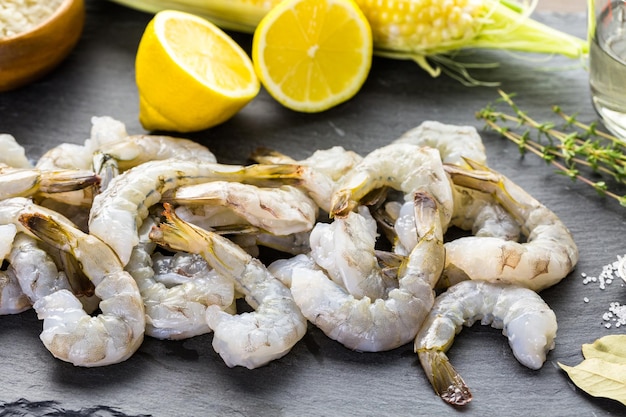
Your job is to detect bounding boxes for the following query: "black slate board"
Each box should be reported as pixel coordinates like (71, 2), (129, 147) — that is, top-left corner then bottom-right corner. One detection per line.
(1, 1), (625, 416)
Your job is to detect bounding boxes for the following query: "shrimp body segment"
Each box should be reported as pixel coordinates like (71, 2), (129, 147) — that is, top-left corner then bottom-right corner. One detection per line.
(150, 204), (307, 369)
(415, 279), (557, 406)
(443, 161), (579, 292)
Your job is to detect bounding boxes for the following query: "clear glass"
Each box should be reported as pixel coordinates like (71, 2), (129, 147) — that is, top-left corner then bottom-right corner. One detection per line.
(588, 0), (626, 140)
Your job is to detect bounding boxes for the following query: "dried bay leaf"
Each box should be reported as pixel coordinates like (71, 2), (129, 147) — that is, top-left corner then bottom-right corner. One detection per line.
(559, 358), (626, 406)
(582, 335), (626, 364)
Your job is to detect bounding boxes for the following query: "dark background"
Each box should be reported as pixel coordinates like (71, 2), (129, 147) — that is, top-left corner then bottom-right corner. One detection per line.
(1, 1), (624, 416)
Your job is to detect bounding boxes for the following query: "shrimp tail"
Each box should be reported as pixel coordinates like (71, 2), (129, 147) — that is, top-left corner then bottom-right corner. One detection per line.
(18, 212), (77, 250)
(443, 161), (529, 220)
(417, 348), (473, 406)
(329, 189), (355, 218)
(242, 163), (306, 185)
(39, 170), (101, 193)
(149, 203), (205, 254)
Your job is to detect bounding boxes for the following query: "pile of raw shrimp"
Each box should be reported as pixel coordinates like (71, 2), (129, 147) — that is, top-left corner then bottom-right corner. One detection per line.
(0, 117), (578, 406)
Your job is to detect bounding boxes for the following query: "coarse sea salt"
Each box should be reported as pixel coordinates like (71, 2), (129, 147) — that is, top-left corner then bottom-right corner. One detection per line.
(581, 254), (626, 328)
(0, 0), (63, 39)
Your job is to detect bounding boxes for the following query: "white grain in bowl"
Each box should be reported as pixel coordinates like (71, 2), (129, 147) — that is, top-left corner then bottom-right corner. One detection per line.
(0, 0), (64, 38)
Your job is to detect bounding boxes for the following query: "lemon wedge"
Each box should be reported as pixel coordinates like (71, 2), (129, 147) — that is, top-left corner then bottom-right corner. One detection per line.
(252, 0), (373, 113)
(135, 10), (260, 132)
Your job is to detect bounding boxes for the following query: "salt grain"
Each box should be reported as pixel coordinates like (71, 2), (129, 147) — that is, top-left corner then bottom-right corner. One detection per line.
(602, 302), (626, 329)
(581, 254), (626, 328)
(0, 0), (63, 39)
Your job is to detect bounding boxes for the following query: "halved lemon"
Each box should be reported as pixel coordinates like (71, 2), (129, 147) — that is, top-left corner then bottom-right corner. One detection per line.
(252, 0), (373, 113)
(135, 10), (260, 132)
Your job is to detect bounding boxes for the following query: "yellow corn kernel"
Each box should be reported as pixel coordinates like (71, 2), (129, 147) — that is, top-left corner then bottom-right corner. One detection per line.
(355, 0), (484, 52)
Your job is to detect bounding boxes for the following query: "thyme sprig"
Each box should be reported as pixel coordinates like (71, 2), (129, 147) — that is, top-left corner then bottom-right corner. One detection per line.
(477, 90), (626, 206)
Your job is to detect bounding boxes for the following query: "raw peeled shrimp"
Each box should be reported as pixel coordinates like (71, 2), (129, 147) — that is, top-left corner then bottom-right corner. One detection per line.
(0, 134), (32, 168)
(88, 159), (304, 266)
(415, 280), (558, 406)
(392, 120), (488, 168)
(12, 198), (144, 367)
(125, 217), (235, 340)
(250, 146), (363, 212)
(270, 192), (445, 352)
(165, 181), (318, 236)
(308, 205), (392, 300)
(0, 165), (100, 200)
(330, 143), (454, 231)
(443, 161), (579, 292)
(150, 204), (307, 369)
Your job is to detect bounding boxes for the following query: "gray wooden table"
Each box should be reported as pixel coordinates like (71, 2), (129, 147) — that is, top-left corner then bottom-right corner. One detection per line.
(0, 1), (624, 416)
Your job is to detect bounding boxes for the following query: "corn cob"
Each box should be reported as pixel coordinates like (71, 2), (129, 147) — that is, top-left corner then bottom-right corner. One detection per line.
(111, 0), (588, 81)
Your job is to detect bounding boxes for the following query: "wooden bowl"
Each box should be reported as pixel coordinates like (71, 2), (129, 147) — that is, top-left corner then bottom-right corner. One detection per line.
(0, 0), (85, 92)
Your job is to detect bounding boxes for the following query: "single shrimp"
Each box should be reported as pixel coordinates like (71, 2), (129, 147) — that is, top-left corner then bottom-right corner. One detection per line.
(330, 144), (454, 231)
(270, 192), (444, 352)
(308, 205), (393, 300)
(14, 199), (144, 367)
(0, 133), (32, 168)
(0, 165), (100, 200)
(392, 120), (488, 168)
(442, 160), (579, 292)
(125, 217), (235, 340)
(88, 159), (304, 266)
(250, 146), (363, 213)
(164, 181), (318, 236)
(415, 279), (558, 406)
(150, 204), (307, 369)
